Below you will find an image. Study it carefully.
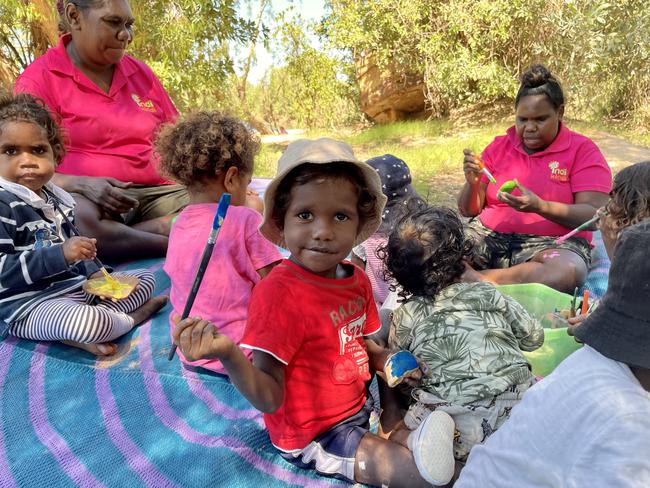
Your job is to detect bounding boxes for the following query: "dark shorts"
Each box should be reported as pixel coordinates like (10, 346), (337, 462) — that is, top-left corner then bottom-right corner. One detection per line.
(279, 400), (373, 483)
(466, 219), (592, 270)
(120, 184), (189, 224)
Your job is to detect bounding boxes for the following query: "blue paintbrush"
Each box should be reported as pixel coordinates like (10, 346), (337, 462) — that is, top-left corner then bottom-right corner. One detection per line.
(168, 193), (231, 361)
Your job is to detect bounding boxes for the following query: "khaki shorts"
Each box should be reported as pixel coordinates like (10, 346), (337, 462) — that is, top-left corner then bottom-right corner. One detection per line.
(466, 219), (592, 270)
(404, 379), (536, 461)
(120, 184), (189, 225)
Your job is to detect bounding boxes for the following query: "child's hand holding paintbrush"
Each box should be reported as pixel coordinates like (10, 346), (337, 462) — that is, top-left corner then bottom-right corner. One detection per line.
(168, 193), (231, 361)
(172, 315), (236, 362)
(62, 236), (97, 264)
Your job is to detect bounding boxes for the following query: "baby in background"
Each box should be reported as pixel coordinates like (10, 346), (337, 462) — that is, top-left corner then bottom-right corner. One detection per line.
(379, 201), (544, 460)
(158, 111), (282, 374)
(568, 160), (650, 328)
(352, 154), (420, 308)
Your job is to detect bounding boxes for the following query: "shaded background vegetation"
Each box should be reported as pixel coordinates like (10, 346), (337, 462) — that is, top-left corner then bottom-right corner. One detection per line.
(2, 0), (650, 130)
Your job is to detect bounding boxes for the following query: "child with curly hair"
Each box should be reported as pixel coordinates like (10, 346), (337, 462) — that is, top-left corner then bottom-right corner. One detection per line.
(158, 111), (282, 374)
(1, 93), (165, 355)
(172, 139), (461, 487)
(598, 161), (650, 260)
(379, 202), (544, 460)
(568, 160), (650, 328)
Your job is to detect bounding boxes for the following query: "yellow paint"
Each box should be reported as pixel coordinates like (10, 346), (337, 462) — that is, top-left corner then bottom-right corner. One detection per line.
(85, 276), (135, 299)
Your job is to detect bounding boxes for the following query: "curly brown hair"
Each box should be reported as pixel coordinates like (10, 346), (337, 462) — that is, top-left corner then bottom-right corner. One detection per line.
(270, 162), (378, 233)
(156, 111), (258, 187)
(0, 93), (65, 164)
(606, 161), (650, 235)
(378, 201), (474, 302)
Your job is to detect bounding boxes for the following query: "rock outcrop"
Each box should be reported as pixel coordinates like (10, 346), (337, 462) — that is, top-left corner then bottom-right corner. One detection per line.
(356, 56), (427, 123)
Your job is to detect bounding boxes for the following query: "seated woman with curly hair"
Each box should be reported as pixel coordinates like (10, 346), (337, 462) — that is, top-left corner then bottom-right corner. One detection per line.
(377, 202), (543, 462)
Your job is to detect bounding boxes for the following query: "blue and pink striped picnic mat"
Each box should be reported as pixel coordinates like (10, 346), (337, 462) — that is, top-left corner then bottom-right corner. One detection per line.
(0, 257), (344, 488)
(0, 172), (610, 487)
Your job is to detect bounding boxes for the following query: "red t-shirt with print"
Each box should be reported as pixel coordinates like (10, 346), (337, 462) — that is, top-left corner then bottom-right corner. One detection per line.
(241, 259), (381, 451)
(479, 123), (612, 242)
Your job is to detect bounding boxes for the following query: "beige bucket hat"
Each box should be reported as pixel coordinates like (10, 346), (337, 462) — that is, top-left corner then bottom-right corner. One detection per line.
(260, 138), (387, 247)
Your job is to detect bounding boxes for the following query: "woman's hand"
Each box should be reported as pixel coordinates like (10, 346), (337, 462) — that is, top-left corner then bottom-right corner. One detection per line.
(463, 149), (483, 186)
(497, 180), (545, 213)
(78, 176), (139, 214)
(172, 315), (235, 362)
(62, 236), (97, 263)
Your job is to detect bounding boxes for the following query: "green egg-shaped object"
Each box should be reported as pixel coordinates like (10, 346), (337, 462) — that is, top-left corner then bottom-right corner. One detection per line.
(499, 180), (517, 193)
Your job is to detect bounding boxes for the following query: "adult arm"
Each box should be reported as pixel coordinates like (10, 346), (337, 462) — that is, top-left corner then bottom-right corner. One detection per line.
(458, 149), (488, 217)
(498, 138), (611, 229)
(51, 174), (138, 214)
(173, 316), (285, 413)
(499, 186), (609, 229)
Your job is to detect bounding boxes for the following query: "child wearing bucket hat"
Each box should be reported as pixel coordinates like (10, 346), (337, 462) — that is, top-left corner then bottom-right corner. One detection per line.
(352, 154), (421, 310)
(456, 219), (650, 487)
(173, 138), (458, 487)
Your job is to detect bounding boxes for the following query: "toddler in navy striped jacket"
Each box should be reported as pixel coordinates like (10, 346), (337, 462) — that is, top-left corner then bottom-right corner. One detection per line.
(0, 94), (166, 355)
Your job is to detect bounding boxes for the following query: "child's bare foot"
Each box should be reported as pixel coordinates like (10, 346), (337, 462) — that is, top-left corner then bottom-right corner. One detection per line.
(129, 295), (169, 326)
(62, 340), (117, 356)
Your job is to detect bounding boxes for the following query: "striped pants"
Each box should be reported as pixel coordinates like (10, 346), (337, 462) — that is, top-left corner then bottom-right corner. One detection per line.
(10, 269), (155, 344)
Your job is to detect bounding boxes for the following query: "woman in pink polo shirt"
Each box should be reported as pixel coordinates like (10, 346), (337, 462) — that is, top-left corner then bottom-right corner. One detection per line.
(14, 0), (187, 261)
(458, 65), (612, 293)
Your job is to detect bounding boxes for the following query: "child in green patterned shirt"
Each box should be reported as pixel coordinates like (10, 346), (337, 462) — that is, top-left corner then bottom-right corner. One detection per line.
(379, 202), (544, 460)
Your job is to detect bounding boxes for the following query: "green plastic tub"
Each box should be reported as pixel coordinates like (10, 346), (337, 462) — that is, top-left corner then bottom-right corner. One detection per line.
(496, 283), (582, 377)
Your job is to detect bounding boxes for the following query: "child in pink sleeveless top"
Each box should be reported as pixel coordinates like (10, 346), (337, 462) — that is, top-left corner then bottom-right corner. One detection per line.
(158, 112), (282, 374)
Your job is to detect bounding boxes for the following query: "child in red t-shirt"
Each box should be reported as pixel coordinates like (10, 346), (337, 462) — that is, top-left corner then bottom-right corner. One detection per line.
(173, 138), (457, 487)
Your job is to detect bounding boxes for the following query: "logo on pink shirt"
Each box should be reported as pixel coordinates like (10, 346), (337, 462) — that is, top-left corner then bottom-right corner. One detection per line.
(131, 93), (157, 113)
(548, 161), (569, 182)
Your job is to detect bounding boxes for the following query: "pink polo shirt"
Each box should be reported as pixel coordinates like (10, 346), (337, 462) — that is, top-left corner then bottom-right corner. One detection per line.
(479, 123), (612, 242)
(14, 35), (177, 185)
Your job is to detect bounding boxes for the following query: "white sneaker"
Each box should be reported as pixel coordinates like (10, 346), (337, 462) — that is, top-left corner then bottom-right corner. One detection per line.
(407, 410), (455, 486)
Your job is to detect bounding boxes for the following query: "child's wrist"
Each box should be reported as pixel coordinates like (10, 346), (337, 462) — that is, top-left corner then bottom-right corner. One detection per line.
(216, 339), (238, 363)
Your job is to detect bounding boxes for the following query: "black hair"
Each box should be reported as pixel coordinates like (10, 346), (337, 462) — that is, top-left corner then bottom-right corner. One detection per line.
(0, 93), (65, 164)
(515, 64), (565, 110)
(379, 202), (473, 301)
(606, 161), (650, 235)
(271, 162), (378, 232)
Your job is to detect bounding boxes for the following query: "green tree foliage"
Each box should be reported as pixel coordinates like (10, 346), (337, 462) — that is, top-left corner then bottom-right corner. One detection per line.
(128, 0), (261, 111)
(249, 14), (361, 129)
(0, 0), (261, 112)
(0, 0), (56, 89)
(324, 0), (650, 125)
